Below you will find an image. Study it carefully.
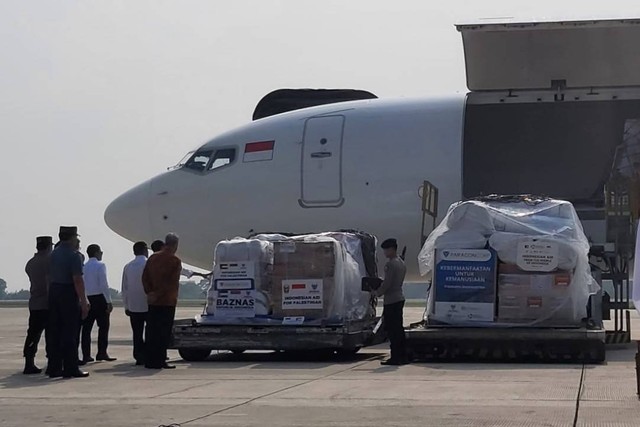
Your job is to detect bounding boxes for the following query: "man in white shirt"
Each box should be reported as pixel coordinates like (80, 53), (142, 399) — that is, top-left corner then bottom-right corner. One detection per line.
(81, 244), (116, 363)
(122, 241), (149, 365)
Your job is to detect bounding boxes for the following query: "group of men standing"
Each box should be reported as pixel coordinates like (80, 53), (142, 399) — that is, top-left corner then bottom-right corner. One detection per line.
(22, 226), (194, 378)
(23, 228), (407, 373)
(121, 234), (195, 369)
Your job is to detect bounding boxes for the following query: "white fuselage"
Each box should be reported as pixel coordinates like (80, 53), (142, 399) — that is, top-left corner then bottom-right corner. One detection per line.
(105, 97), (465, 279)
(105, 18), (640, 279)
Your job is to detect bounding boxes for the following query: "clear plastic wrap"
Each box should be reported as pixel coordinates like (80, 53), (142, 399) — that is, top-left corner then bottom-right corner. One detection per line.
(488, 232), (579, 271)
(206, 238), (274, 317)
(321, 232), (376, 321)
(203, 232), (374, 324)
(418, 197), (598, 327)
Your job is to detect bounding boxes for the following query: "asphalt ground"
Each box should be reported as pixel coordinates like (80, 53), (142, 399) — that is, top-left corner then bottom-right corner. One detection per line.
(0, 306), (638, 427)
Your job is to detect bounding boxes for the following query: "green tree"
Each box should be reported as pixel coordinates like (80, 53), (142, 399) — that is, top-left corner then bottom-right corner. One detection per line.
(5, 289), (30, 300)
(0, 278), (6, 299)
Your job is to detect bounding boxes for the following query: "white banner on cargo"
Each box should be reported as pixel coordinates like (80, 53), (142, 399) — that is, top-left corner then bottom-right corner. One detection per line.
(281, 279), (323, 309)
(434, 302), (494, 322)
(516, 239), (559, 272)
(215, 261), (255, 279)
(215, 279), (253, 290)
(214, 290), (256, 318)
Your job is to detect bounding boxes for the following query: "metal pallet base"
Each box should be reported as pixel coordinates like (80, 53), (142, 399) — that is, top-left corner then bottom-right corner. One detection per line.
(171, 317), (384, 353)
(406, 326), (606, 363)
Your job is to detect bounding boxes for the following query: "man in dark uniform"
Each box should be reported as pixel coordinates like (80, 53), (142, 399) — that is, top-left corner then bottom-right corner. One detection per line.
(48, 226), (90, 378)
(376, 238), (409, 366)
(23, 236), (53, 374)
(74, 239), (86, 365)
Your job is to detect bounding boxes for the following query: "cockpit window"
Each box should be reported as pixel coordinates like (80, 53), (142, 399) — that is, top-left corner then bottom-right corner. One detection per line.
(168, 151), (195, 170)
(183, 150), (213, 172)
(180, 147), (236, 172)
(208, 148), (236, 171)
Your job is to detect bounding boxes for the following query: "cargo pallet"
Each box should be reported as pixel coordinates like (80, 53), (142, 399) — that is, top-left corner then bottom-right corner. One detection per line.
(171, 316), (386, 361)
(405, 323), (606, 363)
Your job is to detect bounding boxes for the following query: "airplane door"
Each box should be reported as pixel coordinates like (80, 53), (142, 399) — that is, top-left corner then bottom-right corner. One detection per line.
(299, 115), (345, 208)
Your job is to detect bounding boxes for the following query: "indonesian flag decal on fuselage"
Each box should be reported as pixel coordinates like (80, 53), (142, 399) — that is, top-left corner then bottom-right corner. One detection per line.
(243, 140), (275, 163)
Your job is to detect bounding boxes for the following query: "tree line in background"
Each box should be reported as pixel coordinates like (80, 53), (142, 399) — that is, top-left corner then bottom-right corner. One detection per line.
(0, 277), (211, 301)
(1, 277), (430, 301)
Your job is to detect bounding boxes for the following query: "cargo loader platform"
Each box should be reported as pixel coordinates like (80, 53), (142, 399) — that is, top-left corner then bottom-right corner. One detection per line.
(171, 316), (386, 361)
(405, 323), (606, 363)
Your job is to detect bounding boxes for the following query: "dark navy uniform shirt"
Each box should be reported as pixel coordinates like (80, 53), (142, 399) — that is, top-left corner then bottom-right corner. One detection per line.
(50, 243), (83, 284)
(25, 253), (50, 310)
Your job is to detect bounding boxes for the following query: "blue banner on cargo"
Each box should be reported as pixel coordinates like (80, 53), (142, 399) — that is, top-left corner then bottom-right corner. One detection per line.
(434, 249), (496, 303)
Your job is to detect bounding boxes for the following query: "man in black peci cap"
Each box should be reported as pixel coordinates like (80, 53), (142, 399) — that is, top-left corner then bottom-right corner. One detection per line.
(48, 226), (90, 378)
(377, 238), (409, 366)
(22, 236), (53, 374)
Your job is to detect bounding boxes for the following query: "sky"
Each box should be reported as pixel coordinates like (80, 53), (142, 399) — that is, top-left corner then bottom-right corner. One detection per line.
(1, 0), (639, 291)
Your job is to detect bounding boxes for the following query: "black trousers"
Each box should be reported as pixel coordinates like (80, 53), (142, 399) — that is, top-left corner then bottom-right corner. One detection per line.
(48, 284), (80, 375)
(145, 305), (175, 368)
(81, 295), (110, 358)
(129, 312), (147, 363)
(382, 300), (407, 362)
(23, 309), (49, 359)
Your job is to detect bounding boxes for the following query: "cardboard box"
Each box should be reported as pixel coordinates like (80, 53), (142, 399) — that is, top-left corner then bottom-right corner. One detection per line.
(270, 241), (337, 319)
(431, 248), (497, 323)
(497, 264), (576, 324)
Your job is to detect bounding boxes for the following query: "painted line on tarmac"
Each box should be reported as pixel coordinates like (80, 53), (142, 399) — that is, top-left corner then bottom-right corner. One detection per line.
(158, 353), (383, 427)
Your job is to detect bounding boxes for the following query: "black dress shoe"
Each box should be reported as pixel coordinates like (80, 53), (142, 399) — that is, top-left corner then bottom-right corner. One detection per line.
(161, 363), (176, 369)
(23, 365), (43, 375)
(96, 355), (117, 362)
(63, 370), (90, 378)
(48, 371), (63, 379)
(79, 357), (94, 366)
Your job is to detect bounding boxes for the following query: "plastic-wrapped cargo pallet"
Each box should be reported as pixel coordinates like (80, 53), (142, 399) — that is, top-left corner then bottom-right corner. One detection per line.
(417, 196), (599, 327)
(206, 238), (274, 318)
(205, 232), (375, 324)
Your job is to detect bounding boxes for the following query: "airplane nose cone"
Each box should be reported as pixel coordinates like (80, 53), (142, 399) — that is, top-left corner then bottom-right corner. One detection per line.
(104, 181), (152, 241)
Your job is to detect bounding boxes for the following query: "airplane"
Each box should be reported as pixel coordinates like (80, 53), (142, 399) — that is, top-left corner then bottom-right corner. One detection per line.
(104, 18), (640, 280)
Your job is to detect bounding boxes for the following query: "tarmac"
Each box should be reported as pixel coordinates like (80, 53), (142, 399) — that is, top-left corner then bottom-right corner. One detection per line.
(0, 306), (638, 427)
